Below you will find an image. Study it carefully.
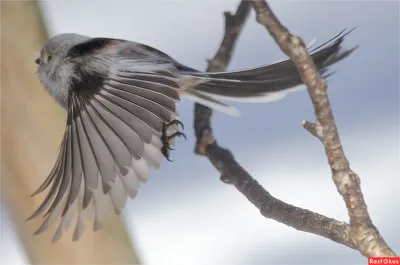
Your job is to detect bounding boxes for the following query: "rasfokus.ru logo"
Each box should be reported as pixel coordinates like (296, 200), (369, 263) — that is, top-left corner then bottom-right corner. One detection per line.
(369, 257), (400, 265)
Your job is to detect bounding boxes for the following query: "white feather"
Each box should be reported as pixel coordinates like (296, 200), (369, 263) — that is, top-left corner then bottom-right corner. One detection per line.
(61, 201), (76, 230)
(151, 133), (163, 149)
(143, 142), (163, 169)
(52, 223), (64, 243)
(49, 183), (71, 243)
(307, 37), (318, 49)
(72, 181), (87, 241)
(118, 166), (140, 199)
(72, 217), (85, 242)
(109, 172), (128, 215)
(132, 157), (150, 183)
(184, 92), (241, 117)
(195, 84), (306, 104)
(92, 176), (114, 231)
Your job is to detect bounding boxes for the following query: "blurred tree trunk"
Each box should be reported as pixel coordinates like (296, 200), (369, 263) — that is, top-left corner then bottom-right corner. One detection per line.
(1, 1), (141, 264)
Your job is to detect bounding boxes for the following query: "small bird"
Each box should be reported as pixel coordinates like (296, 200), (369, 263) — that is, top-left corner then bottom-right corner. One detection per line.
(29, 29), (355, 242)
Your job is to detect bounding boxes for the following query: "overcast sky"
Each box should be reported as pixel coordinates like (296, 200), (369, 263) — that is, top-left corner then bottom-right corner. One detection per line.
(1, 1), (399, 265)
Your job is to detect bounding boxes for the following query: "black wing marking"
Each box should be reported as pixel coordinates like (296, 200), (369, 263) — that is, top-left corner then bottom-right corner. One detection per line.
(67, 38), (122, 58)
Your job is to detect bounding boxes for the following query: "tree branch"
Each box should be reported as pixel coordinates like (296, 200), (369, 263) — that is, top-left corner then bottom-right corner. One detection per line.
(207, 143), (355, 248)
(250, 0), (396, 257)
(194, 0), (251, 155)
(193, 0), (360, 252)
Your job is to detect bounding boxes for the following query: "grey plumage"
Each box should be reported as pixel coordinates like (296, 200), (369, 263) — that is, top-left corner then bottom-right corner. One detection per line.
(30, 29), (356, 242)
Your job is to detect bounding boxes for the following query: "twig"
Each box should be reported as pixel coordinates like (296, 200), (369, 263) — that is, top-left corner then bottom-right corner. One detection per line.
(194, 0), (251, 155)
(250, 0), (396, 257)
(193, 0), (358, 251)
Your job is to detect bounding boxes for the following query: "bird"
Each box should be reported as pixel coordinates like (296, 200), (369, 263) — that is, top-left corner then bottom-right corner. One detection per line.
(28, 29), (356, 242)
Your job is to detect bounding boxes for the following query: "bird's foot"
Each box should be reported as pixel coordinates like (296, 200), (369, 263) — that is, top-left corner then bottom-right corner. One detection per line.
(161, 119), (186, 162)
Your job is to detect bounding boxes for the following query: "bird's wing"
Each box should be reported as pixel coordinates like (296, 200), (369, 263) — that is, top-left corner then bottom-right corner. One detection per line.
(27, 61), (183, 242)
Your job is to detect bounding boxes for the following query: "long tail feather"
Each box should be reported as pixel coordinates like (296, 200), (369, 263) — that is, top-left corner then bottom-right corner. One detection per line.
(179, 29), (356, 116)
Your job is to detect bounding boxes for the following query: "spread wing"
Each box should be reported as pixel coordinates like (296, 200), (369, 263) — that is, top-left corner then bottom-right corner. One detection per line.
(27, 60), (183, 242)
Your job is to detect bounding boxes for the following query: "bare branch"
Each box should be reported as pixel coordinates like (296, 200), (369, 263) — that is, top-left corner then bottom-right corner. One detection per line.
(194, 1), (251, 155)
(193, 0), (359, 251)
(207, 143), (356, 249)
(250, 0), (396, 257)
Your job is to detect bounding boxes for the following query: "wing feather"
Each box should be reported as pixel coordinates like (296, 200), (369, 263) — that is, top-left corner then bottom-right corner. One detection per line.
(104, 84), (174, 122)
(29, 59), (182, 241)
(74, 96), (98, 205)
(92, 94), (151, 151)
(30, 139), (64, 196)
(78, 96), (117, 191)
(43, 120), (72, 219)
(62, 100), (83, 216)
(111, 76), (180, 102)
(26, 137), (67, 221)
(83, 95), (135, 168)
(99, 89), (165, 132)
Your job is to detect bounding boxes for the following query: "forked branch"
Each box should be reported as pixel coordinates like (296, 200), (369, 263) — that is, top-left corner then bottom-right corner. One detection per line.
(192, 0), (367, 252)
(250, 0), (396, 257)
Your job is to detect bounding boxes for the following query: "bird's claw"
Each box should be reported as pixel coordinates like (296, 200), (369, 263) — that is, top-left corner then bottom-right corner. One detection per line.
(160, 120), (186, 162)
(167, 132), (187, 141)
(165, 119), (184, 130)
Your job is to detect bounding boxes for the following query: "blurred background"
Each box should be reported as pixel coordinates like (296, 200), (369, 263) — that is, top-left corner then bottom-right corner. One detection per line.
(1, 0), (398, 264)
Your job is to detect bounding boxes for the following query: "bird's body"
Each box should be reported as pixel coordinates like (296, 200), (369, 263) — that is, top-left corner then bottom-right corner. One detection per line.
(30, 30), (356, 242)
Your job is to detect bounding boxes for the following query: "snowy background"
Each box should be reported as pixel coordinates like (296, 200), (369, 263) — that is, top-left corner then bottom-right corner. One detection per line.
(1, 1), (399, 264)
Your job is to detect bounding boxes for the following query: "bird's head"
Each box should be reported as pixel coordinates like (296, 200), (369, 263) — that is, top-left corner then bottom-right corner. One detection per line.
(35, 33), (90, 107)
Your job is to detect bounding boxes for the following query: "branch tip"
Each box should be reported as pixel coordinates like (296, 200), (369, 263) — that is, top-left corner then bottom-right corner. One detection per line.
(302, 120), (319, 138)
(220, 174), (233, 184)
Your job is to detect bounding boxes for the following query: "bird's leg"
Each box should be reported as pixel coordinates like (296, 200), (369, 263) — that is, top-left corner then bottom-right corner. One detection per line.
(161, 119), (186, 162)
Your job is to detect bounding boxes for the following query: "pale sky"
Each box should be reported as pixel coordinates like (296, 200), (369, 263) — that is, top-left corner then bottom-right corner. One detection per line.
(1, 1), (399, 265)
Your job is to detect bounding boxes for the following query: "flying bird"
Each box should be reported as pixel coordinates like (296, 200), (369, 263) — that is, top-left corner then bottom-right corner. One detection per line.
(28, 29), (356, 242)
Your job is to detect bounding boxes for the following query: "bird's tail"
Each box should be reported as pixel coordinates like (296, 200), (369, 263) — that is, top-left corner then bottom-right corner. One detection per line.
(179, 28), (357, 116)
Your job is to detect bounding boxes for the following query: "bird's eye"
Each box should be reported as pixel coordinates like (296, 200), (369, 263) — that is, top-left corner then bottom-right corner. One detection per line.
(46, 51), (53, 62)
